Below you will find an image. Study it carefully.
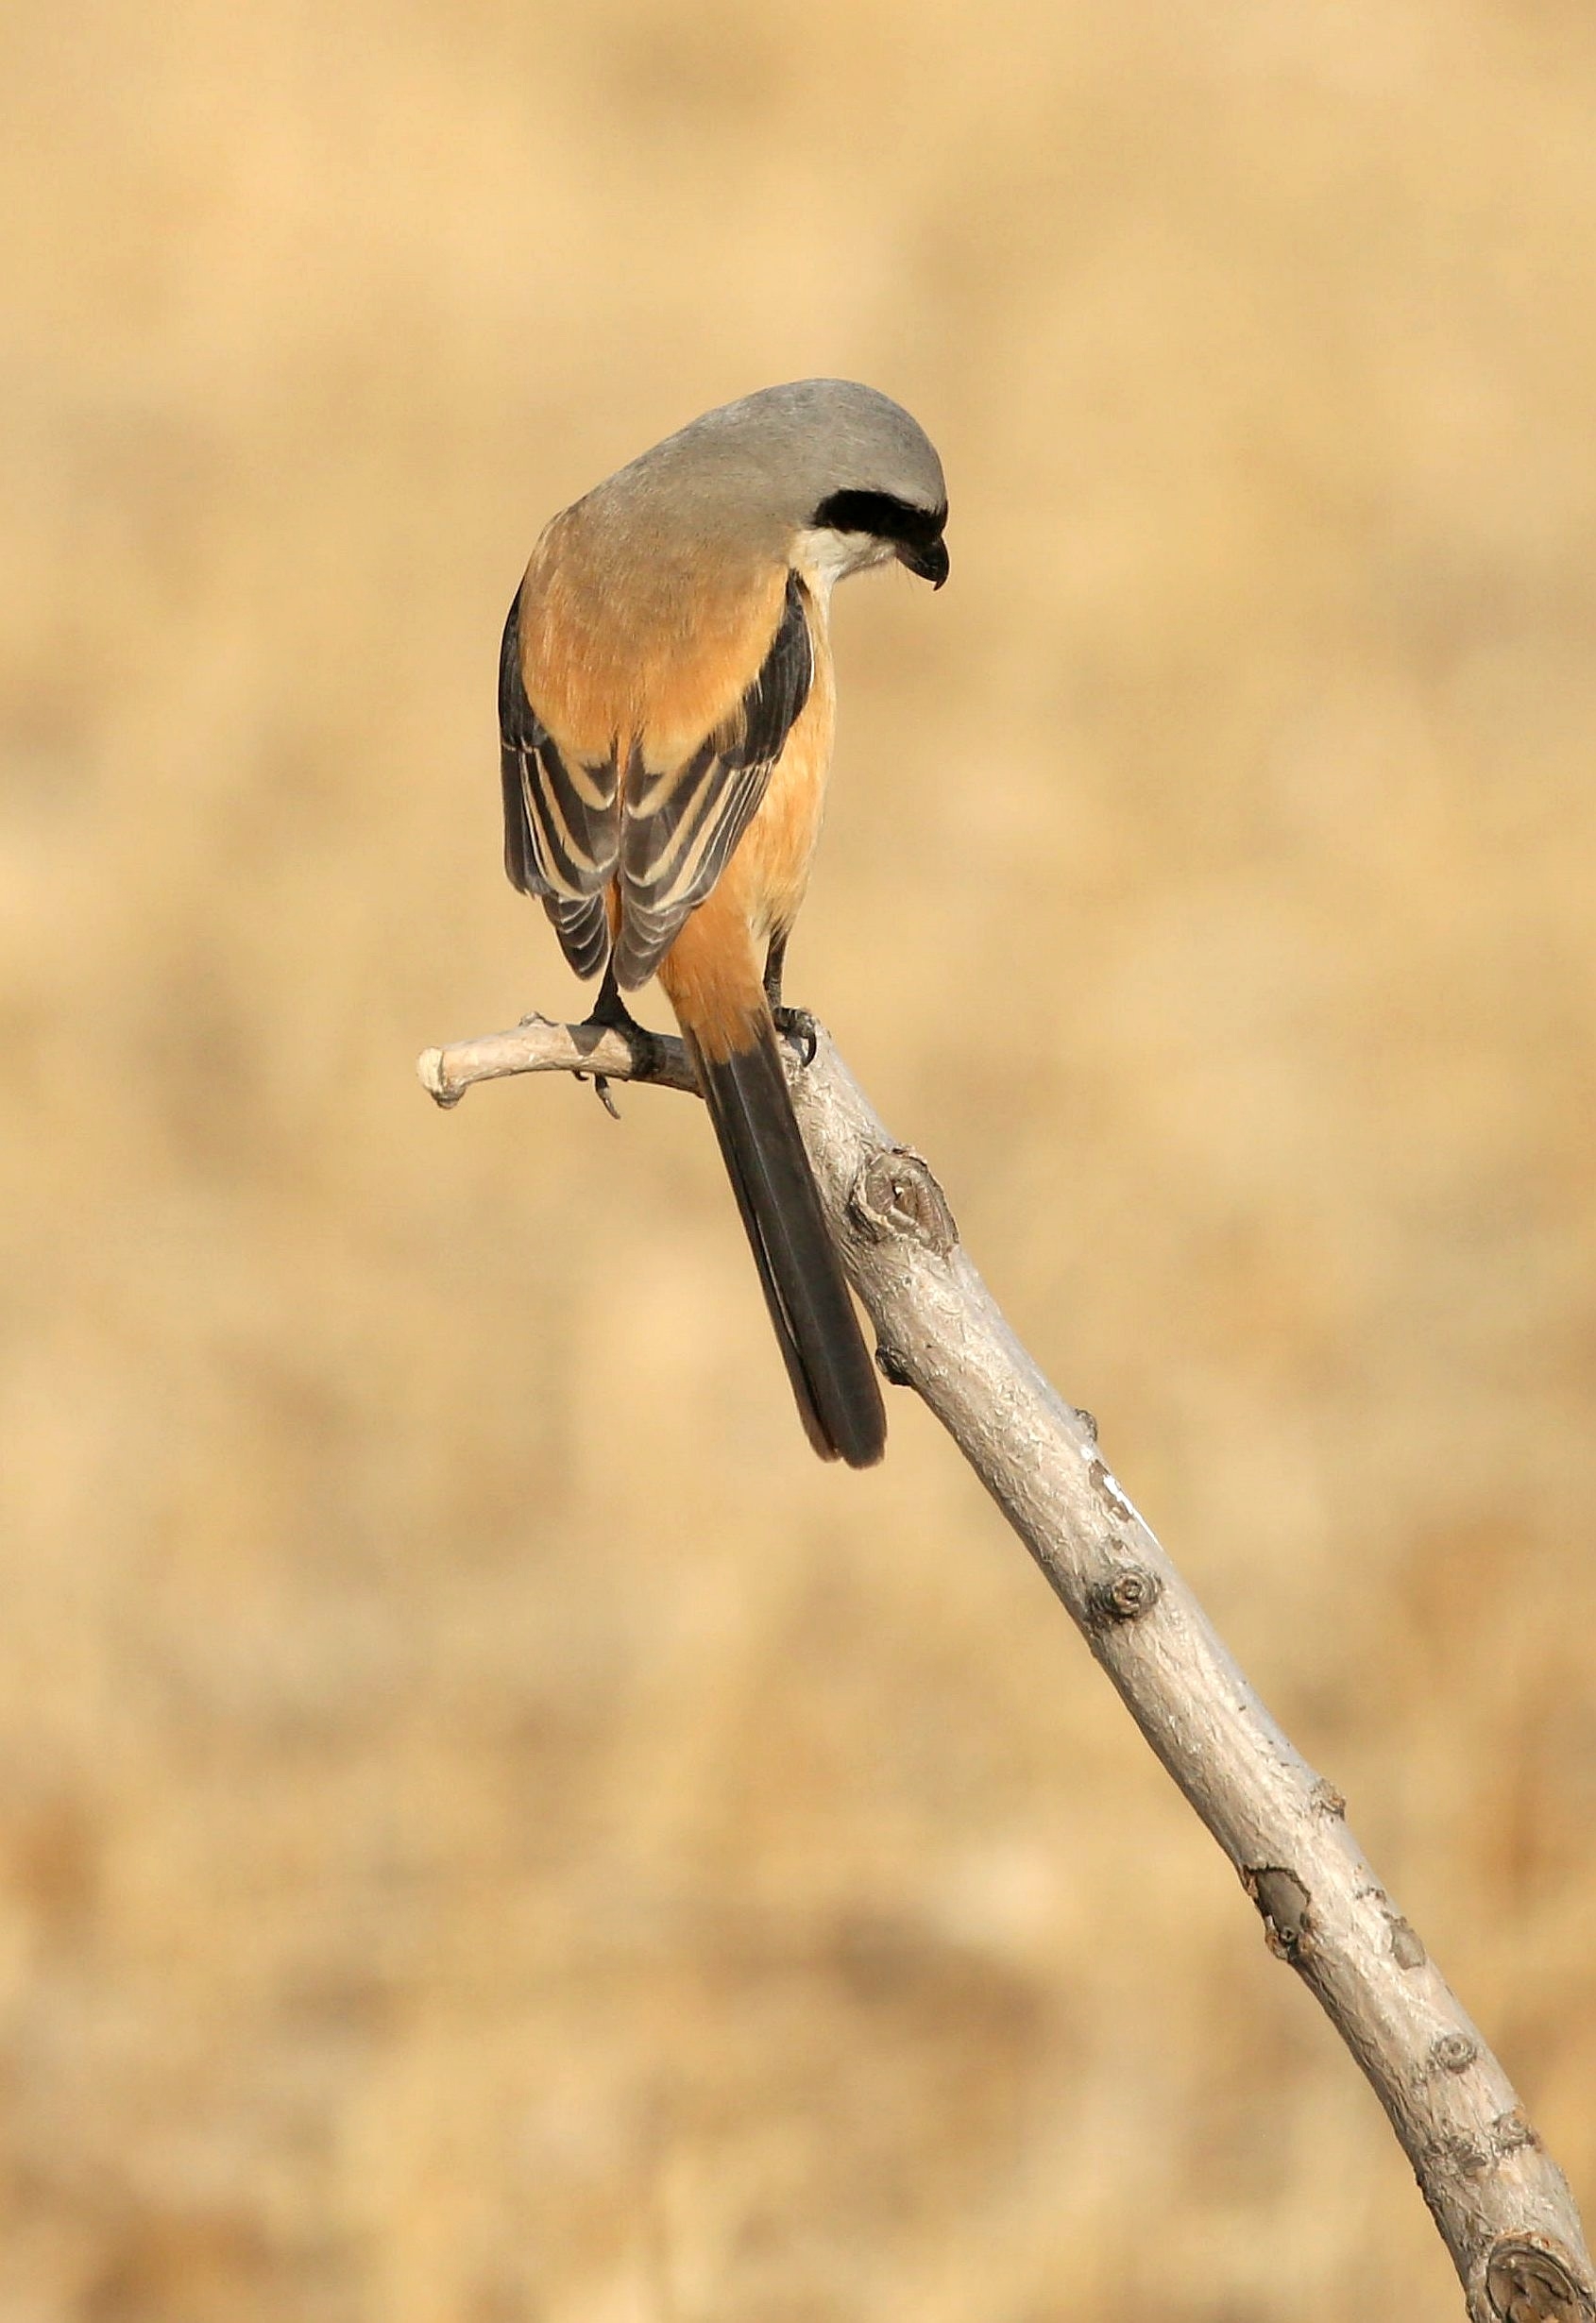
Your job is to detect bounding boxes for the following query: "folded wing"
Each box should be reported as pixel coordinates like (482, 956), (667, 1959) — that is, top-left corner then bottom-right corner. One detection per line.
(613, 570), (813, 989)
(499, 569), (813, 989)
(499, 586), (620, 979)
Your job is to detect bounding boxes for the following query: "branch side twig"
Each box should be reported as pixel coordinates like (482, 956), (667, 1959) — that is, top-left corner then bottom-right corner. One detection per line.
(418, 1010), (1594, 2323)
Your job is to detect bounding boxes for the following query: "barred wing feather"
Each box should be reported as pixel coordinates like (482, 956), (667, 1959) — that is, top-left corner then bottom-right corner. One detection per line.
(498, 586), (618, 979)
(613, 571), (813, 989)
(499, 568), (813, 989)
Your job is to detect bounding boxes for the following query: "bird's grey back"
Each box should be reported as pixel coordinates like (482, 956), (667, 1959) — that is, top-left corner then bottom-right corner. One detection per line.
(578, 380), (946, 555)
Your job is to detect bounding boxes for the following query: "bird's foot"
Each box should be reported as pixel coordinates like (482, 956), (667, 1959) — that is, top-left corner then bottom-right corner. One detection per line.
(772, 1005), (820, 1067)
(574, 980), (659, 1116)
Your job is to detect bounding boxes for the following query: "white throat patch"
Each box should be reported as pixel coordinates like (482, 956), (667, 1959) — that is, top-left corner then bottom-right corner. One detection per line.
(791, 526), (895, 605)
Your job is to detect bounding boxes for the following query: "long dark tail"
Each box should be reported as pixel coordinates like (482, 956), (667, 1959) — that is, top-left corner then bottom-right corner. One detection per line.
(688, 1024), (886, 1468)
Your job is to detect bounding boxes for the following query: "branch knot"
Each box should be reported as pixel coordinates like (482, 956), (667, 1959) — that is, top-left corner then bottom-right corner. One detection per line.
(1248, 1866), (1313, 1958)
(1485, 2239), (1596, 2323)
(1088, 1562), (1162, 1626)
(849, 1146), (958, 1254)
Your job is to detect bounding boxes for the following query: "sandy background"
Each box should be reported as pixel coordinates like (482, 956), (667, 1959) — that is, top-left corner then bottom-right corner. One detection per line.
(6, 1), (1596, 2315)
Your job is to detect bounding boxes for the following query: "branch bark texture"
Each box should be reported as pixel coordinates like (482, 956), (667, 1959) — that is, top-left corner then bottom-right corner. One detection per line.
(418, 1011), (1593, 2323)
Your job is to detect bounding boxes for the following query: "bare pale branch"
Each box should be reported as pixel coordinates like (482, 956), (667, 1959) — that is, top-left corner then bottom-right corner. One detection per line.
(418, 1008), (1594, 2323)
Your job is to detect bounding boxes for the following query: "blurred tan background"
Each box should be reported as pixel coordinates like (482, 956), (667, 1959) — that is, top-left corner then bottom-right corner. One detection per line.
(5, 0), (1596, 2315)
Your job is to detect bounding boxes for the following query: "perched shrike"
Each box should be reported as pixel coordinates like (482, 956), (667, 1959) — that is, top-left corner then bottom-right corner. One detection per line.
(499, 380), (948, 1467)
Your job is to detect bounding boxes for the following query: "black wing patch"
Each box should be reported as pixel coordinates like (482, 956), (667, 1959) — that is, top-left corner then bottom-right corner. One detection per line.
(612, 570), (814, 989)
(499, 585), (619, 979)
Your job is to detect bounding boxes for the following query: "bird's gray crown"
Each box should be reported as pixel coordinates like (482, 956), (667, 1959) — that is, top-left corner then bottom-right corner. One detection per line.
(586, 380), (947, 553)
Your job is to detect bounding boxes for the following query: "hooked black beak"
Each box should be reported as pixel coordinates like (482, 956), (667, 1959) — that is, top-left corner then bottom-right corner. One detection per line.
(897, 534), (949, 590)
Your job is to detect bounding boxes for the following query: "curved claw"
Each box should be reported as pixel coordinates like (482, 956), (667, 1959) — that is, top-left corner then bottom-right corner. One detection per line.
(572, 965), (663, 1114)
(773, 1005), (820, 1067)
(572, 1069), (623, 1118)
